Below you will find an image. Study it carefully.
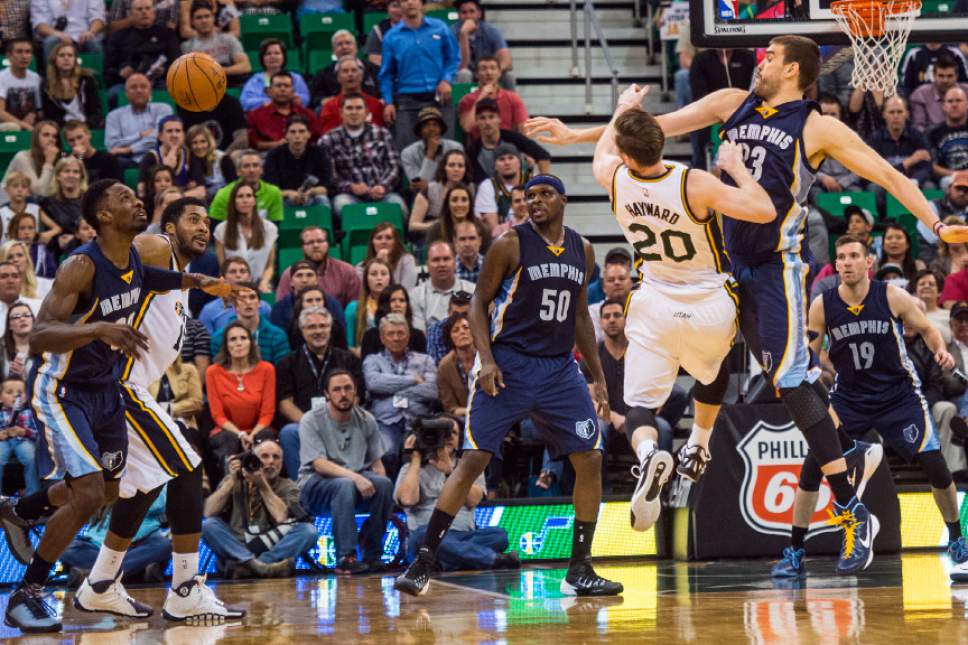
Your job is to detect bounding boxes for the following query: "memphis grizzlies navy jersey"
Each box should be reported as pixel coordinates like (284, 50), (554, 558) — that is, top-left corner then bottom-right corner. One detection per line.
(36, 242), (145, 385)
(490, 223), (586, 357)
(824, 280), (922, 413)
(719, 93), (820, 264)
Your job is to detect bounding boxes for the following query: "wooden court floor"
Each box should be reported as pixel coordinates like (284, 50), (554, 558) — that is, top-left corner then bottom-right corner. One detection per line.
(1, 552), (967, 643)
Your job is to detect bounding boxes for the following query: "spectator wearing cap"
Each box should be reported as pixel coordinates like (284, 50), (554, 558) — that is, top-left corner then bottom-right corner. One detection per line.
(270, 260), (348, 346)
(588, 247), (632, 304)
(425, 290), (472, 364)
(378, 0), (459, 151)
(452, 0), (513, 88)
(588, 259), (632, 343)
(309, 29), (379, 108)
(490, 183), (529, 238)
(247, 72), (322, 151)
(458, 56), (528, 139)
(318, 55), (386, 134)
(322, 93), (408, 219)
(263, 114), (332, 208)
(410, 240), (476, 332)
(474, 143), (530, 232)
(929, 86), (968, 188)
(466, 98), (550, 184)
(400, 106), (464, 196)
(868, 95), (935, 210)
(275, 226), (361, 307)
(875, 262), (907, 288)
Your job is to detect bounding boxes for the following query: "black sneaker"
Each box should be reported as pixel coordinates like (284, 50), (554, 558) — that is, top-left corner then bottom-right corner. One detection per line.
(394, 552), (438, 596)
(335, 555), (368, 575)
(0, 496), (34, 565)
(3, 584), (62, 633)
(676, 443), (712, 483)
(492, 552), (521, 570)
(560, 557), (623, 597)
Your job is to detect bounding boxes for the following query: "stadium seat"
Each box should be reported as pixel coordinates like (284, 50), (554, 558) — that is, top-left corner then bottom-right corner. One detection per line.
(0, 131), (30, 170)
(119, 89), (176, 108)
(123, 167), (139, 189)
(362, 11), (389, 34)
(279, 203), (333, 247)
(226, 86), (241, 99)
(813, 191), (878, 218)
(90, 129), (105, 150)
(884, 190), (944, 220)
(339, 202), (404, 234)
(0, 56), (37, 72)
(307, 49), (335, 74)
(299, 12), (355, 51)
(240, 14), (295, 50)
(427, 9), (460, 24)
(278, 246), (303, 275)
(260, 291), (277, 306)
(76, 52), (104, 82)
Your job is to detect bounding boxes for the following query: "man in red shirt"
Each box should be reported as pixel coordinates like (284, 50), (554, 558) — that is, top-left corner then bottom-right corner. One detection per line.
(458, 56), (528, 139)
(319, 55), (385, 134)
(247, 71), (322, 150)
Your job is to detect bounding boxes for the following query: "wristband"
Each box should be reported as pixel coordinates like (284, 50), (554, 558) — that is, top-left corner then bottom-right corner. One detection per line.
(934, 221), (944, 236)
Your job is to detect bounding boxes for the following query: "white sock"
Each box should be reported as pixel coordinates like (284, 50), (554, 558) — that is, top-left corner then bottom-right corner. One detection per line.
(89, 546), (125, 585)
(636, 439), (656, 463)
(688, 425), (713, 450)
(171, 552), (199, 589)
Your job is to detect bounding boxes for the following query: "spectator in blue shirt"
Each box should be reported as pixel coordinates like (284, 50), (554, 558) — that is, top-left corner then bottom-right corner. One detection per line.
(240, 39), (311, 112)
(105, 73), (173, 169)
(452, 0), (513, 89)
(378, 0), (460, 151)
(200, 257), (272, 334)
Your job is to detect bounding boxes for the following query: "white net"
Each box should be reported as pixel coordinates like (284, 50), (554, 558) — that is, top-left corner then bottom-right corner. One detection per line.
(831, 0), (920, 96)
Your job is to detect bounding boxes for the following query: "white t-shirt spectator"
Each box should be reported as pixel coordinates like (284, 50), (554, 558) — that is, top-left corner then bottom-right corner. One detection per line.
(213, 219), (278, 283)
(473, 177), (514, 217)
(181, 33), (244, 67)
(0, 68), (41, 120)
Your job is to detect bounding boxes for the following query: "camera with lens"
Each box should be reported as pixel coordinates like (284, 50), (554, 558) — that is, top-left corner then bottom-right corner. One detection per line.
(232, 451), (262, 474)
(403, 417), (454, 461)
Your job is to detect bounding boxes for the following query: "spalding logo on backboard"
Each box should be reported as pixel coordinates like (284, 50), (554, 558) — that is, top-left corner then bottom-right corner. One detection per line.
(737, 420), (837, 537)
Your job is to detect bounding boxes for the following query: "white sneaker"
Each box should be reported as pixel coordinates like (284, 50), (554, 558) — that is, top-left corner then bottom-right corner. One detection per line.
(73, 575), (154, 618)
(162, 575), (245, 623)
(951, 560), (968, 582)
(630, 449), (673, 532)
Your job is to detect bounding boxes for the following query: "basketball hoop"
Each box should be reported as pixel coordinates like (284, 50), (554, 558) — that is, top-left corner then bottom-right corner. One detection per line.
(830, 0), (920, 96)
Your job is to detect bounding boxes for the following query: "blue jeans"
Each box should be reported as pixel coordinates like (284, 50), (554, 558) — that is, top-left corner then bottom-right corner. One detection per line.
(408, 525), (509, 571)
(674, 68), (692, 108)
(201, 516), (318, 565)
(518, 418), (562, 480)
(377, 419), (406, 478)
(61, 533), (171, 578)
(279, 423), (301, 481)
(299, 472), (393, 561)
(0, 438), (40, 494)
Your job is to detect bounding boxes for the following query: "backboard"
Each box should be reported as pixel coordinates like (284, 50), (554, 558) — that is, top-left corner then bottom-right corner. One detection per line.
(690, 0), (968, 48)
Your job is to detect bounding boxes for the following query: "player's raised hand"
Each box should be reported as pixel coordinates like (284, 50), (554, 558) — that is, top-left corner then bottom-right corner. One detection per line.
(935, 349), (956, 370)
(197, 276), (234, 298)
(591, 380), (610, 420)
(524, 116), (579, 146)
(939, 224), (968, 244)
(478, 360), (506, 397)
(97, 322), (149, 359)
(715, 140), (745, 177)
(617, 83), (650, 109)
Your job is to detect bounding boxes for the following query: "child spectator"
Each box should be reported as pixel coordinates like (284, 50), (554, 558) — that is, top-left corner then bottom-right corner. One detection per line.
(0, 376), (39, 494)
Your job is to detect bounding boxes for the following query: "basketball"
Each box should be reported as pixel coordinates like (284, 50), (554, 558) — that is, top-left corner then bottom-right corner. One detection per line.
(165, 52), (226, 112)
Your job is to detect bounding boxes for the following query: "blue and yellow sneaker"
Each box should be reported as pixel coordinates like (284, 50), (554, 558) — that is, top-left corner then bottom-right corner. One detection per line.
(771, 546), (806, 578)
(947, 536), (968, 564)
(829, 498), (879, 575)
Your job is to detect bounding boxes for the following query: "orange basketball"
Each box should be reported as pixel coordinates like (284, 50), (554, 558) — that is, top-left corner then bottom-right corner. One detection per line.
(166, 52), (227, 112)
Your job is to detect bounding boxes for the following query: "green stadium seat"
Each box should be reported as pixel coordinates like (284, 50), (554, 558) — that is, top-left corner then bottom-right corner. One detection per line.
(347, 242), (368, 265)
(813, 191), (878, 219)
(0, 131), (30, 170)
(299, 12), (355, 50)
(246, 48), (303, 73)
(363, 11), (389, 34)
(90, 129), (105, 149)
(278, 246), (303, 275)
(306, 49), (335, 74)
(0, 57), (37, 72)
(340, 202), (404, 234)
(226, 86), (241, 100)
(279, 203), (333, 246)
(240, 14), (294, 51)
(260, 291), (276, 306)
(119, 89), (175, 108)
(123, 167), (139, 189)
(76, 52), (104, 82)
(427, 9), (460, 24)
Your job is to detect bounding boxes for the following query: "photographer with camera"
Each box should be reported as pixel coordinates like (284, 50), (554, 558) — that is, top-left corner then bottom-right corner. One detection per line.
(202, 439), (318, 579)
(396, 415), (518, 571)
(297, 369), (392, 575)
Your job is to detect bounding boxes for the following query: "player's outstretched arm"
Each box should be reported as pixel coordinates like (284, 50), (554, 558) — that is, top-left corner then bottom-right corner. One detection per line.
(807, 294), (826, 358)
(523, 117), (606, 146)
(688, 140), (777, 223)
(591, 84), (650, 196)
(30, 255), (149, 357)
(142, 265), (234, 298)
(654, 88), (746, 137)
(575, 239), (609, 420)
(887, 284), (955, 369)
(469, 232), (520, 396)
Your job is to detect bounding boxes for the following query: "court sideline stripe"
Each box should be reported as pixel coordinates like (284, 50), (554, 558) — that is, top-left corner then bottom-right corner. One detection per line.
(430, 578), (512, 599)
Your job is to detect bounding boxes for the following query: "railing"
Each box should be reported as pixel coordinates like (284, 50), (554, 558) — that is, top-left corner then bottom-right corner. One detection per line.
(568, 0), (622, 112)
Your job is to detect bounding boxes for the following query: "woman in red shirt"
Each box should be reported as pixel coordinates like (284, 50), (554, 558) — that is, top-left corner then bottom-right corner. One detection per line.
(206, 322), (276, 476)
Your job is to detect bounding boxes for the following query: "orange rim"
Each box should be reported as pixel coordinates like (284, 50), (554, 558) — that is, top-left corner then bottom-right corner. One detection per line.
(830, 0), (920, 37)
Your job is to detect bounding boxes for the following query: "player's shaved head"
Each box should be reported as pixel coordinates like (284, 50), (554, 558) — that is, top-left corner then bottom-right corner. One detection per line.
(769, 35), (820, 91)
(614, 107), (664, 168)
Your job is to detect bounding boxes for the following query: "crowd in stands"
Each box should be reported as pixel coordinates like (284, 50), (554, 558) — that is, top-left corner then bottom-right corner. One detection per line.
(0, 0), (967, 576)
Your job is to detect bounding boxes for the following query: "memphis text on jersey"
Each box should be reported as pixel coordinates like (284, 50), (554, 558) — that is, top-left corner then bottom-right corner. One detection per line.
(723, 123), (795, 150)
(829, 319), (891, 342)
(99, 287), (142, 317)
(526, 262), (586, 286)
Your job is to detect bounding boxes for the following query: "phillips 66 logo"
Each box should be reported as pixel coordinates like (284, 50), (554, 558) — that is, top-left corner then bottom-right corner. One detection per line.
(737, 420), (837, 537)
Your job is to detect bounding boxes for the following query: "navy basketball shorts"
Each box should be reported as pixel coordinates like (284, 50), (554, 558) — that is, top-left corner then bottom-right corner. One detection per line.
(732, 253), (817, 389)
(464, 344), (602, 459)
(834, 394), (940, 461)
(32, 375), (128, 481)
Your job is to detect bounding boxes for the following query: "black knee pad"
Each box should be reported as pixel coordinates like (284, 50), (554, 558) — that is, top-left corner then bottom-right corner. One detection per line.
(167, 466), (204, 536)
(779, 383), (829, 430)
(624, 407), (658, 443)
(798, 452), (823, 492)
(108, 487), (163, 540)
(694, 362), (730, 406)
(810, 379), (830, 407)
(917, 450), (954, 490)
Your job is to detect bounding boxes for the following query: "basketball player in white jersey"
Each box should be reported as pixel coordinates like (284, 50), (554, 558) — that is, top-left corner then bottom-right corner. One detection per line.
(587, 84), (777, 530)
(73, 197), (244, 622)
